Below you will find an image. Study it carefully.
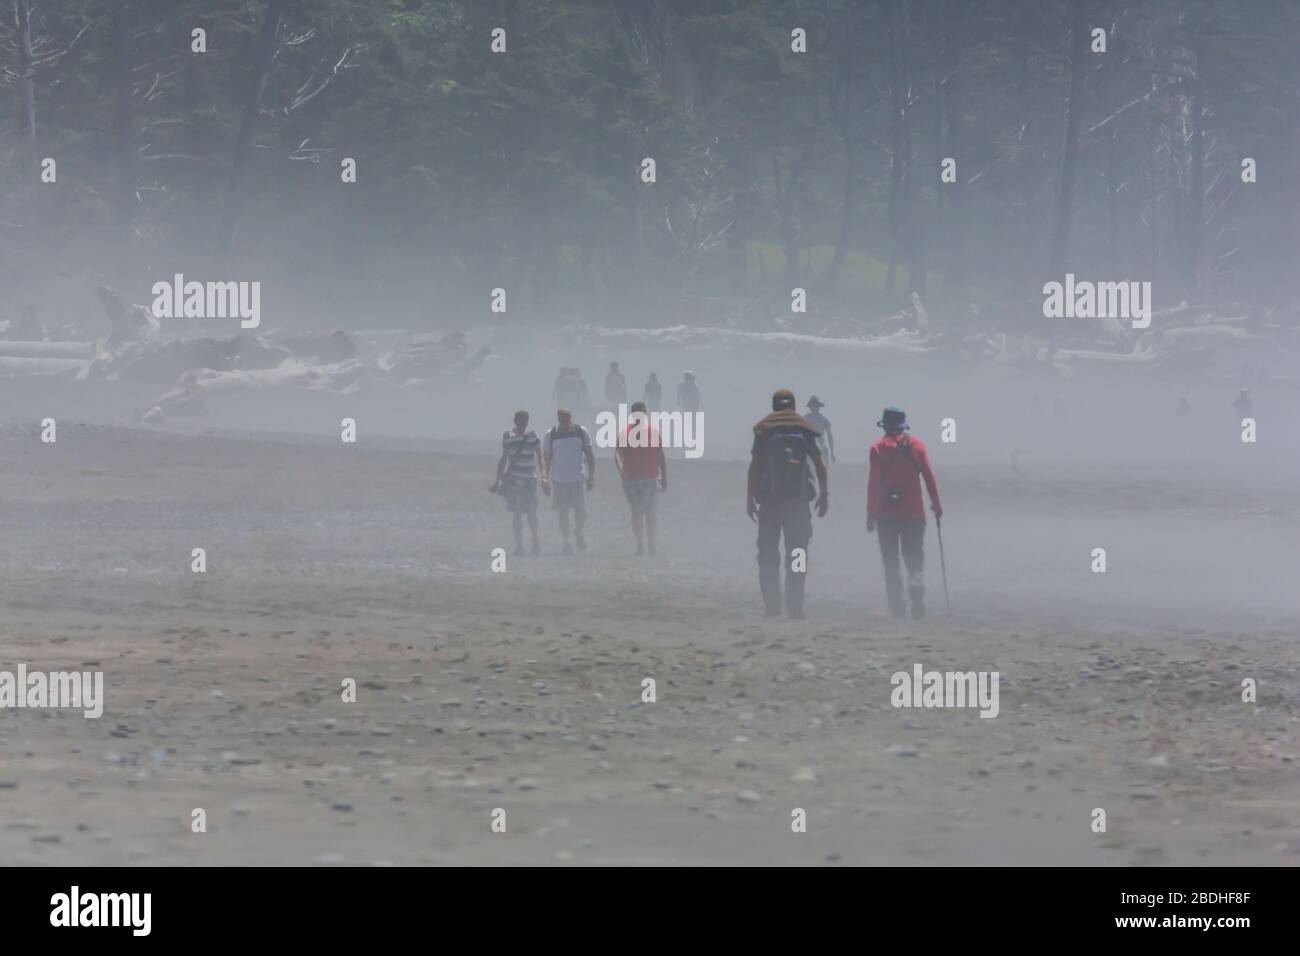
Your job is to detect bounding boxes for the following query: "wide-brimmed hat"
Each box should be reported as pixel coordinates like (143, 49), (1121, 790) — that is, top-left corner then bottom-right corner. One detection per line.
(877, 406), (908, 431)
(807, 395), (825, 409)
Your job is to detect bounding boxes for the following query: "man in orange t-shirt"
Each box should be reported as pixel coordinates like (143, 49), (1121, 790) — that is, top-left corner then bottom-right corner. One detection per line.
(614, 401), (668, 555)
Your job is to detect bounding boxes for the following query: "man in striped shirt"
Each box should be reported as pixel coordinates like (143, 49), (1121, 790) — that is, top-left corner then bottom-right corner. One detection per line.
(491, 410), (547, 555)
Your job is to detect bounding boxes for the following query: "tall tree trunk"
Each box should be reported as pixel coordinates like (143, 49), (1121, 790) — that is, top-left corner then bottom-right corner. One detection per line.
(883, 0), (905, 294)
(824, 4), (856, 291)
(824, 129), (855, 291)
(223, 0), (285, 253)
(16, 0), (37, 177)
(1146, 72), (1160, 276)
(941, 0), (967, 301)
(773, 146), (812, 289)
(112, 0), (133, 227)
(724, 144), (752, 296)
(884, 0), (921, 295)
(1102, 59), (1119, 274)
(1049, 0), (1088, 277)
(1187, 35), (1205, 297)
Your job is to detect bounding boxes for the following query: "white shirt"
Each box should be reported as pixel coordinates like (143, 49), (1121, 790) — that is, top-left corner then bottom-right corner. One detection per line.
(544, 425), (591, 483)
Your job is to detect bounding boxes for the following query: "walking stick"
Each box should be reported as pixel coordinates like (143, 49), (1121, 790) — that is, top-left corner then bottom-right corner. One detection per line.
(935, 514), (951, 612)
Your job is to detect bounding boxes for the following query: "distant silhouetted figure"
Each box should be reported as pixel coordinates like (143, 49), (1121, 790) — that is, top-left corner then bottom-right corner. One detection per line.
(553, 367), (591, 422)
(571, 368), (593, 419)
(1232, 388), (1253, 419)
(1175, 397), (1192, 418)
(643, 372), (662, 411)
(805, 395), (835, 463)
(552, 367), (573, 406)
(12, 305), (40, 340)
(677, 371), (702, 414)
(604, 361), (627, 410)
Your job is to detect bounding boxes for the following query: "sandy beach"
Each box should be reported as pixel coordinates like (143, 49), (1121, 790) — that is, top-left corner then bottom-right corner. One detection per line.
(1, 422), (1296, 865)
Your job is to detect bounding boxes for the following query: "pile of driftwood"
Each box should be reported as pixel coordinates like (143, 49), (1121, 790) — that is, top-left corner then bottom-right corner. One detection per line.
(563, 296), (1298, 382)
(3, 287), (1294, 423)
(0, 287), (491, 423)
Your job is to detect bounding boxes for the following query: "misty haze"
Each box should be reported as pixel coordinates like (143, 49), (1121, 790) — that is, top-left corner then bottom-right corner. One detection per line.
(0, 0), (1297, 870)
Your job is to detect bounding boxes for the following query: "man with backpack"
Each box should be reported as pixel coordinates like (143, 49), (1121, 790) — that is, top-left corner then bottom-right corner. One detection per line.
(867, 407), (943, 620)
(747, 389), (829, 619)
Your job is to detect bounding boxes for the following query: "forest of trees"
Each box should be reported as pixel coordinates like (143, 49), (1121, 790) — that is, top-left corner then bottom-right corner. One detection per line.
(2, 0), (1299, 331)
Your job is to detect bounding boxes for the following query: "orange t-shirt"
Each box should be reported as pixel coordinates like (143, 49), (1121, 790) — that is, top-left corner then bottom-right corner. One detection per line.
(620, 426), (662, 479)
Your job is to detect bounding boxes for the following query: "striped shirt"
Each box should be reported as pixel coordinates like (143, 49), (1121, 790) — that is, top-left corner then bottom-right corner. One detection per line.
(502, 430), (540, 480)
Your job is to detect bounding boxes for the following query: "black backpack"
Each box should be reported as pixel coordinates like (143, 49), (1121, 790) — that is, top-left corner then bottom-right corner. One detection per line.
(762, 427), (814, 501)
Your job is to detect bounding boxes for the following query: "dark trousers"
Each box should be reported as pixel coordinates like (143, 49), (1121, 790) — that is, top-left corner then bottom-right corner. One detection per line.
(876, 517), (925, 615)
(757, 498), (813, 615)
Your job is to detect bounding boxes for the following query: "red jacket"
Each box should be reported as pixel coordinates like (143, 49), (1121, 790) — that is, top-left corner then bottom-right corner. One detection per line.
(868, 432), (942, 522)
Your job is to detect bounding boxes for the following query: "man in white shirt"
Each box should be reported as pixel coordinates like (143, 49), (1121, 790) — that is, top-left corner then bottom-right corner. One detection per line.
(543, 408), (596, 555)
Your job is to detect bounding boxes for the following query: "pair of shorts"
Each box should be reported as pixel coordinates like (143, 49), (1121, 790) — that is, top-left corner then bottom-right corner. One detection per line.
(504, 477), (537, 515)
(622, 478), (659, 512)
(552, 480), (586, 513)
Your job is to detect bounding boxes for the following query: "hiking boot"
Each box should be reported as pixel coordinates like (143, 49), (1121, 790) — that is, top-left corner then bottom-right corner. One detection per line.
(531, 539), (540, 556)
(888, 599), (907, 619)
(763, 606), (782, 618)
(575, 532), (587, 552)
(562, 542), (574, 556)
(787, 608), (806, 621)
(909, 587), (926, 620)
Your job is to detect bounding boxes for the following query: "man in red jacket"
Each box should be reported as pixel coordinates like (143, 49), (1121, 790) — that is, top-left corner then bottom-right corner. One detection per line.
(867, 406), (942, 619)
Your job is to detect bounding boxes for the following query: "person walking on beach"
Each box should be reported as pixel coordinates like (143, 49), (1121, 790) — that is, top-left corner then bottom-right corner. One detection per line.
(604, 361), (628, 411)
(490, 410), (546, 555)
(614, 401), (667, 556)
(677, 371), (702, 414)
(747, 388), (828, 619)
(866, 406), (942, 619)
(544, 408), (595, 555)
(643, 372), (663, 412)
(805, 395), (835, 464)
